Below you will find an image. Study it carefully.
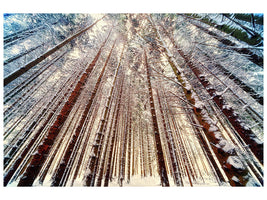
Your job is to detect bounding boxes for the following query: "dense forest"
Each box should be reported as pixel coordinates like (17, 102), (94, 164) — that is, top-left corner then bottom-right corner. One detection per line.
(3, 13), (263, 187)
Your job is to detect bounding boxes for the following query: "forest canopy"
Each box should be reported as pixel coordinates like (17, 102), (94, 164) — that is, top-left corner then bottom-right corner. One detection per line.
(3, 13), (263, 187)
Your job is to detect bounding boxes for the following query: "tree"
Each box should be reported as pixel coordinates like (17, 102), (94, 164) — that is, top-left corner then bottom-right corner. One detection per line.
(3, 13), (263, 187)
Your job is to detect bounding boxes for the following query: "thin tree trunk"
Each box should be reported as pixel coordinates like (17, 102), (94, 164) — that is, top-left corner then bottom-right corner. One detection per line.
(4, 16), (106, 86)
(146, 17), (255, 186)
(153, 16), (263, 164)
(104, 76), (124, 186)
(84, 42), (125, 186)
(156, 89), (183, 186)
(3, 61), (86, 186)
(16, 31), (111, 186)
(144, 50), (170, 187)
(4, 42), (47, 65)
(189, 20), (263, 67)
(52, 38), (116, 186)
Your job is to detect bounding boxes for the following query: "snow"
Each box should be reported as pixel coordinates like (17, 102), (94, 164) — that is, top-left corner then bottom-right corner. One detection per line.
(231, 176), (239, 183)
(72, 176), (84, 186)
(3, 13), (263, 188)
(218, 140), (235, 154)
(208, 125), (218, 132)
(240, 123), (250, 130)
(251, 137), (263, 145)
(6, 179), (20, 187)
(226, 156), (245, 170)
(216, 87), (229, 96)
(109, 175), (161, 187)
(184, 84), (192, 91)
(246, 176), (261, 187)
(222, 104), (232, 110)
(214, 131), (223, 140)
(194, 100), (204, 109)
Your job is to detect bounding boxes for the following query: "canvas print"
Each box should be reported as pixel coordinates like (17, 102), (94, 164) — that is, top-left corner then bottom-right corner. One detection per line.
(3, 13), (263, 187)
